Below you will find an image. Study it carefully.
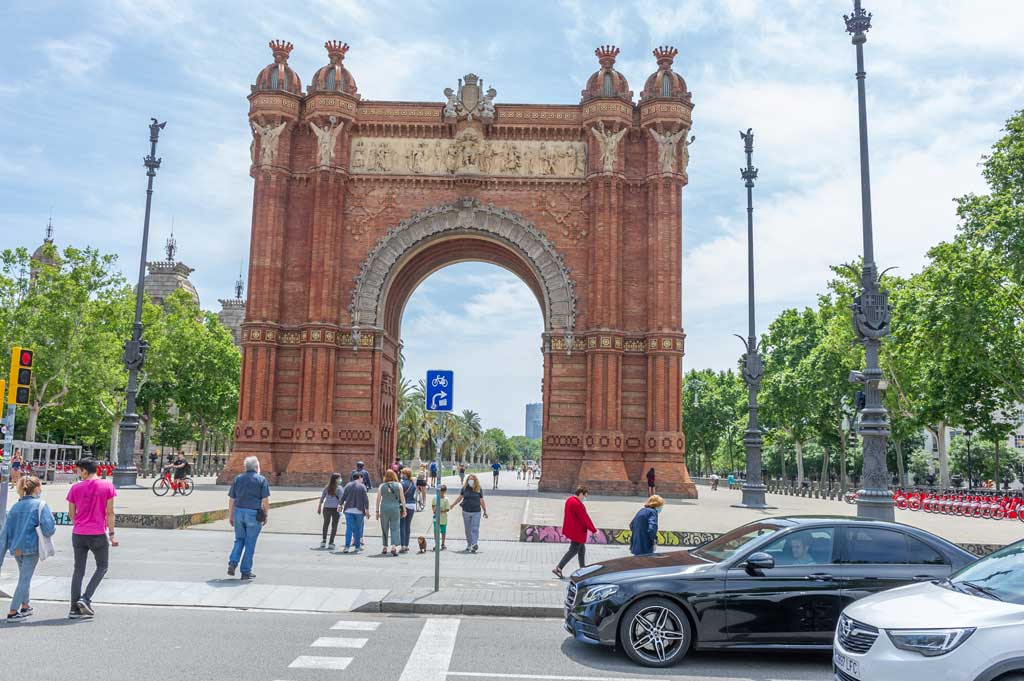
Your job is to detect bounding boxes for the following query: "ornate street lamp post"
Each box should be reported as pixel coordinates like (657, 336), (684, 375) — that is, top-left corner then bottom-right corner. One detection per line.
(113, 118), (166, 489)
(965, 429), (974, 490)
(733, 129), (771, 509)
(844, 1), (894, 520)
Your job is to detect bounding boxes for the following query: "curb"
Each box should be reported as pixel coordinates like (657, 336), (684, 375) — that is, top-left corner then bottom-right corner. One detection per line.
(356, 598), (562, 618)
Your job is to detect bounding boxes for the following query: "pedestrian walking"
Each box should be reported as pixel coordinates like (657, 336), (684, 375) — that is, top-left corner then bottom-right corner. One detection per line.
(339, 472), (370, 553)
(67, 458), (118, 618)
(431, 484), (450, 551)
(450, 474), (488, 553)
(629, 495), (664, 556)
(375, 470), (404, 556)
(491, 461), (501, 489)
(351, 460), (371, 488)
(458, 463), (466, 486)
(227, 456), (269, 580)
(0, 476), (56, 622)
(552, 486), (595, 579)
(416, 469), (428, 507)
(726, 472), (736, 489)
(429, 460), (438, 488)
(317, 473), (342, 549)
(10, 448), (24, 487)
(710, 472), (720, 491)
(399, 468), (418, 553)
(646, 467), (656, 496)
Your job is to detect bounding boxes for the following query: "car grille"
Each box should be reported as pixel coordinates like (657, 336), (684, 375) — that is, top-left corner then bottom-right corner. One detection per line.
(565, 582), (578, 609)
(837, 614), (879, 654)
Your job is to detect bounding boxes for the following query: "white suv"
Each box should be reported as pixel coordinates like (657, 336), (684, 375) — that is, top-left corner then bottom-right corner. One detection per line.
(834, 540), (1024, 681)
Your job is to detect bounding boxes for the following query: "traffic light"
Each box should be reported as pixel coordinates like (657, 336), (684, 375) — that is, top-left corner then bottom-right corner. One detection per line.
(7, 347), (32, 405)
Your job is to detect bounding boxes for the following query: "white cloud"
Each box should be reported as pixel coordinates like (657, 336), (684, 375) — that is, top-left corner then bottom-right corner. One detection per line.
(41, 34), (114, 79)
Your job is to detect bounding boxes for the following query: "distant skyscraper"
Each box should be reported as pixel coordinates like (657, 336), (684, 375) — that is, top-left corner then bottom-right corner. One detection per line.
(525, 403), (543, 440)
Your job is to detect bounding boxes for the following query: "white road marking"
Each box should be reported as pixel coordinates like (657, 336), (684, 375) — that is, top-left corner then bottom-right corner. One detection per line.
(447, 674), (805, 681)
(288, 656), (353, 670)
(310, 636), (368, 648)
(331, 619), (380, 631)
(399, 617), (460, 681)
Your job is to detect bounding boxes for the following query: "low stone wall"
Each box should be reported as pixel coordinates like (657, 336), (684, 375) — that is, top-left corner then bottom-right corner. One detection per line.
(519, 523), (1004, 557)
(51, 496), (317, 530)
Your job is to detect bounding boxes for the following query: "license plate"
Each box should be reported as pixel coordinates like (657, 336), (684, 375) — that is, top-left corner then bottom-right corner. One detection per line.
(834, 651), (860, 678)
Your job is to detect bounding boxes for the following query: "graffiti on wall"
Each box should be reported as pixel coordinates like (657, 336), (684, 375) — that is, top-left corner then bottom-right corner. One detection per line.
(520, 524), (720, 547)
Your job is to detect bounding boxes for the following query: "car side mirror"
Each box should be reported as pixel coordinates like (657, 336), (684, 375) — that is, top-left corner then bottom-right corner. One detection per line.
(745, 552), (774, 575)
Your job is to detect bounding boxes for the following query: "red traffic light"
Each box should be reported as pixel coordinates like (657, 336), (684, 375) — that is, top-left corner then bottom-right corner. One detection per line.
(19, 350), (32, 367)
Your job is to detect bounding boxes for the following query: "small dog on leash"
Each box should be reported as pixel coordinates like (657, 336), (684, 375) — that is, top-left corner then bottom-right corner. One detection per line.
(417, 536), (427, 554)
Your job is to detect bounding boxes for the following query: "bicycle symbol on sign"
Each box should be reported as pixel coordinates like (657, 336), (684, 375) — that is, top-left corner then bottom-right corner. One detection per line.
(431, 375), (449, 388)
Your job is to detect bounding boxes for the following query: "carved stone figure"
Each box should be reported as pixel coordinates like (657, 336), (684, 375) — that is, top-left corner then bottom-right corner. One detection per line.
(681, 134), (695, 173)
(371, 142), (392, 172)
(443, 87), (460, 122)
(406, 141), (429, 173)
(452, 129), (481, 172)
(351, 140), (366, 169)
(590, 121), (628, 172)
(432, 140), (444, 173)
(479, 86), (497, 124)
(310, 119), (343, 166)
(252, 121), (287, 166)
(648, 127), (687, 173)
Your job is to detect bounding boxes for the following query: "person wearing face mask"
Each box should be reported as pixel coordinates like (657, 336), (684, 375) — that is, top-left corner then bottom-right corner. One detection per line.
(628, 495), (664, 556)
(552, 486), (595, 579)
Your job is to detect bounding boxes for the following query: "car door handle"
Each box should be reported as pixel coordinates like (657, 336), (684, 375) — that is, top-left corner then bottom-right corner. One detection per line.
(912, 575), (934, 581)
(806, 573), (834, 581)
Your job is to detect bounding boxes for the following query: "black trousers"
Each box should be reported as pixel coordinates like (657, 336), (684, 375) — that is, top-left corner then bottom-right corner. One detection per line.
(321, 508), (340, 544)
(71, 534), (109, 605)
(557, 541), (586, 570)
(400, 508), (415, 547)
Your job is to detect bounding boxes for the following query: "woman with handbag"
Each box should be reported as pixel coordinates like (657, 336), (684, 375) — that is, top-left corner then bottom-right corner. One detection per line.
(0, 476), (56, 622)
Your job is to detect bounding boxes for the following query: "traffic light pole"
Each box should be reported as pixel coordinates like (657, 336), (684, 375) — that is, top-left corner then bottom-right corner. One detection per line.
(434, 432), (443, 593)
(114, 119), (165, 489)
(0, 404), (17, 528)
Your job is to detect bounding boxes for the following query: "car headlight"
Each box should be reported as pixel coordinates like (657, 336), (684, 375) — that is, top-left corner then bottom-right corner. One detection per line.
(886, 628), (975, 657)
(581, 584), (619, 604)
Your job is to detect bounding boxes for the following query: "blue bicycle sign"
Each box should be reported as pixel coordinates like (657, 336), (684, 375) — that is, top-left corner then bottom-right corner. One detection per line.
(425, 370), (454, 412)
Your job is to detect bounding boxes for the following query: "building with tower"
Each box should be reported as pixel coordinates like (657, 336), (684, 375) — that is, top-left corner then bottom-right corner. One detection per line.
(142, 228), (200, 307)
(217, 268), (247, 346)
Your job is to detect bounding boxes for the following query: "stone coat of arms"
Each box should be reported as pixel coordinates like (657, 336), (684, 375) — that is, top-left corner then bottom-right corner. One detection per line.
(443, 73), (496, 124)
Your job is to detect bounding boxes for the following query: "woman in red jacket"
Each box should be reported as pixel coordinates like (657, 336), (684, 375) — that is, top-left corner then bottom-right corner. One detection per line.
(552, 486), (596, 579)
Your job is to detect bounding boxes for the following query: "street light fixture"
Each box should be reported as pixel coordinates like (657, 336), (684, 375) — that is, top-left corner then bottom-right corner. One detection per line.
(843, 0), (894, 521)
(113, 118), (166, 489)
(732, 128), (772, 510)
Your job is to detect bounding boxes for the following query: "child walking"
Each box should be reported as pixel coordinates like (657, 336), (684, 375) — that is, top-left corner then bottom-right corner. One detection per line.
(431, 485), (450, 551)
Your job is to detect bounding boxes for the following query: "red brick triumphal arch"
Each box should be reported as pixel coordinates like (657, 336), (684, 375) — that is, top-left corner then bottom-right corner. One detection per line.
(222, 40), (697, 497)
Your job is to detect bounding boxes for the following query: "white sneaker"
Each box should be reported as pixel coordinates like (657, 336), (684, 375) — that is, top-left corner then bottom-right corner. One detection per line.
(327, 544), (336, 550)
(319, 542), (326, 549)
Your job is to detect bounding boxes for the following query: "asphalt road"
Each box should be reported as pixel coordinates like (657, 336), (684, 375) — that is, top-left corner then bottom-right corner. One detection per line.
(4, 605), (832, 681)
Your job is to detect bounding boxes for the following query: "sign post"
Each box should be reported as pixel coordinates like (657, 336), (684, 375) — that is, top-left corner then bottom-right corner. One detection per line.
(425, 370), (453, 593)
(0, 399), (15, 529)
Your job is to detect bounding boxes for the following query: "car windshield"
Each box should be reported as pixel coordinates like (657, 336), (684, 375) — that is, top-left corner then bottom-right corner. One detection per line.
(947, 542), (1024, 605)
(691, 522), (781, 563)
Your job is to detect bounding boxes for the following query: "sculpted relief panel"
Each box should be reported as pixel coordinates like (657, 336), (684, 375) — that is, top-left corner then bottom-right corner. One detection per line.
(349, 129), (587, 178)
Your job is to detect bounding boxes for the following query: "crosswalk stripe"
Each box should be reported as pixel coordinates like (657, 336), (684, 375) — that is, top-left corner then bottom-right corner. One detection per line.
(399, 618), (460, 681)
(288, 656), (353, 670)
(331, 619), (380, 631)
(311, 636), (368, 648)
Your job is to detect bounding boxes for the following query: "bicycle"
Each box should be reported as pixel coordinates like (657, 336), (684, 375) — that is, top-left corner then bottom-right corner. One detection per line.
(152, 467), (194, 496)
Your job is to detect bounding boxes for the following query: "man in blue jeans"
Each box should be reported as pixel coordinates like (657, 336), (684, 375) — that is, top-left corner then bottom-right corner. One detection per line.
(227, 456), (270, 580)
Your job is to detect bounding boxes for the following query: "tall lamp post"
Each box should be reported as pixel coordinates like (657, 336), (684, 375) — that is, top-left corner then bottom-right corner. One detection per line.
(844, 1), (894, 520)
(733, 128), (771, 509)
(964, 430), (973, 490)
(113, 118), (166, 489)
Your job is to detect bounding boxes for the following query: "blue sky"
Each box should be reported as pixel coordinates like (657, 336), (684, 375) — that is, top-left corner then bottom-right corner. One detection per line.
(2, 0), (1022, 435)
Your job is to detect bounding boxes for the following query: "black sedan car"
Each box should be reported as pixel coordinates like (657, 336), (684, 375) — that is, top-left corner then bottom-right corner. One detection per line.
(564, 516), (976, 667)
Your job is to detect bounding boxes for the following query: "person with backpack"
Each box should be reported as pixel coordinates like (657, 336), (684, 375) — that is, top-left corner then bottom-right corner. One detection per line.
(428, 460), (438, 488)
(0, 476), (56, 622)
(339, 473), (370, 553)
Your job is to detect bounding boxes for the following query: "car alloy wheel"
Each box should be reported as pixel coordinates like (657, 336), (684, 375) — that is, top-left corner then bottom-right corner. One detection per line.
(619, 597), (691, 668)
